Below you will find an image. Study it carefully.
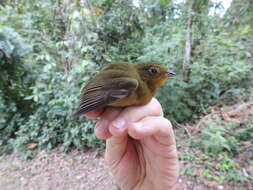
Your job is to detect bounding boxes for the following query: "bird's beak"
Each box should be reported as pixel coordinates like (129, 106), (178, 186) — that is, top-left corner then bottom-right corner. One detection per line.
(166, 71), (176, 78)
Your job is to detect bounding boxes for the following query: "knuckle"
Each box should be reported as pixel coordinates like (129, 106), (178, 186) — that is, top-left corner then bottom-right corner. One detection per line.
(164, 118), (173, 128)
(159, 117), (173, 132)
(128, 124), (141, 139)
(150, 98), (163, 115)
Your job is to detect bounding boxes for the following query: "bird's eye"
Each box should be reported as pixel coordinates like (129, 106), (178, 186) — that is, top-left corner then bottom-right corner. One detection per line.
(148, 67), (158, 75)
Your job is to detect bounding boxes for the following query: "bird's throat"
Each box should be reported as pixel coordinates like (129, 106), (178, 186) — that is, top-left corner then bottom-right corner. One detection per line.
(148, 77), (167, 94)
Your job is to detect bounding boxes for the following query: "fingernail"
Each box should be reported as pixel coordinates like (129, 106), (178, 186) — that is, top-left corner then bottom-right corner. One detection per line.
(134, 122), (143, 128)
(95, 120), (109, 132)
(112, 118), (126, 129)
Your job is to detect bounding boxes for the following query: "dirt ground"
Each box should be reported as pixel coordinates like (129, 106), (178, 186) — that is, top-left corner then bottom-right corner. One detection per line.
(0, 150), (117, 190)
(0, 149), (198, 190)
(0, 149), (247, 190)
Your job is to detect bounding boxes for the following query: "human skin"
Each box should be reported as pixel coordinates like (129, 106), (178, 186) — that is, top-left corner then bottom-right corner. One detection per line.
(85, 98), (179, 190)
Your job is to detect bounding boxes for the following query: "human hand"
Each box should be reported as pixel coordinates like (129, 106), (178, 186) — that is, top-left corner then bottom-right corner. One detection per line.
(85, 98), (179, 190)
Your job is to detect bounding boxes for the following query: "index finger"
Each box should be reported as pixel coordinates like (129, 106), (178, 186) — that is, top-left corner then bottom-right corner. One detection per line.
(109, 98), (164, 136)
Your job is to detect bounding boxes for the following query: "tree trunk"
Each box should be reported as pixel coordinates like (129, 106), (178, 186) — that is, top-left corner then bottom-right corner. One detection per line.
(183, 0), (193, 81)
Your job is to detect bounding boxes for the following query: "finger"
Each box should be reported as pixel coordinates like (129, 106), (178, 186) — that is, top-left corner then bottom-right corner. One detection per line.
(128, 117), (178, 160)
(94, 120), (111, 139)
(94, 107), (122, 139)
(84, 108), (105, 119)
(105, 98), (164, 167)
(109, 98), (163, 137)
(128, 117), (175, 145)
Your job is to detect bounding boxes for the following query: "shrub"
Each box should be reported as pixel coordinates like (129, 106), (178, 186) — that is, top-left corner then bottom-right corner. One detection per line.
(0, 27), (33, 153)
(10, 61), (104, 156)
(191, 120), (253, 155)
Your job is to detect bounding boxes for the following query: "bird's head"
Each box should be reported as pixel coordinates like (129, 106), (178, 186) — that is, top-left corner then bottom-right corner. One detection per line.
(134, 62), (175, 92)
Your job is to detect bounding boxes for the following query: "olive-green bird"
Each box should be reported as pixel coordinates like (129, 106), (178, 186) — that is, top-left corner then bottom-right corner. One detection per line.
(73, 62), (175, 116)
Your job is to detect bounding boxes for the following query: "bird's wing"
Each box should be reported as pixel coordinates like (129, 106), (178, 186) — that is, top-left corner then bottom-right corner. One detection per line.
(73, 77), (138, 116)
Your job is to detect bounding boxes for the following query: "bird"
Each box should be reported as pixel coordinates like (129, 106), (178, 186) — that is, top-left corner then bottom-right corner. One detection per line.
(73, 62), (175, 116)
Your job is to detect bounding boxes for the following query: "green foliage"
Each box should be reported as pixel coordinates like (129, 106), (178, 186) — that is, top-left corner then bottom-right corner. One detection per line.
(0, 2), (105, 155)
(0, 27), (33, 153)
(179, 152), (200, 161)
(197, 125), (239, 154)
(138, 11), (253, 122)
(236, 122), (253, 141)
(11, 62), (104, 154)
(181, 119), (253, 185)
(200, 153), (248, 184)
(191, 120), (253, 155)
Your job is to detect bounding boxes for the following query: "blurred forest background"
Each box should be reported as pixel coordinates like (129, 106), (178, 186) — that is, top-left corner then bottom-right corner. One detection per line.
(0, 0), (253, 188)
